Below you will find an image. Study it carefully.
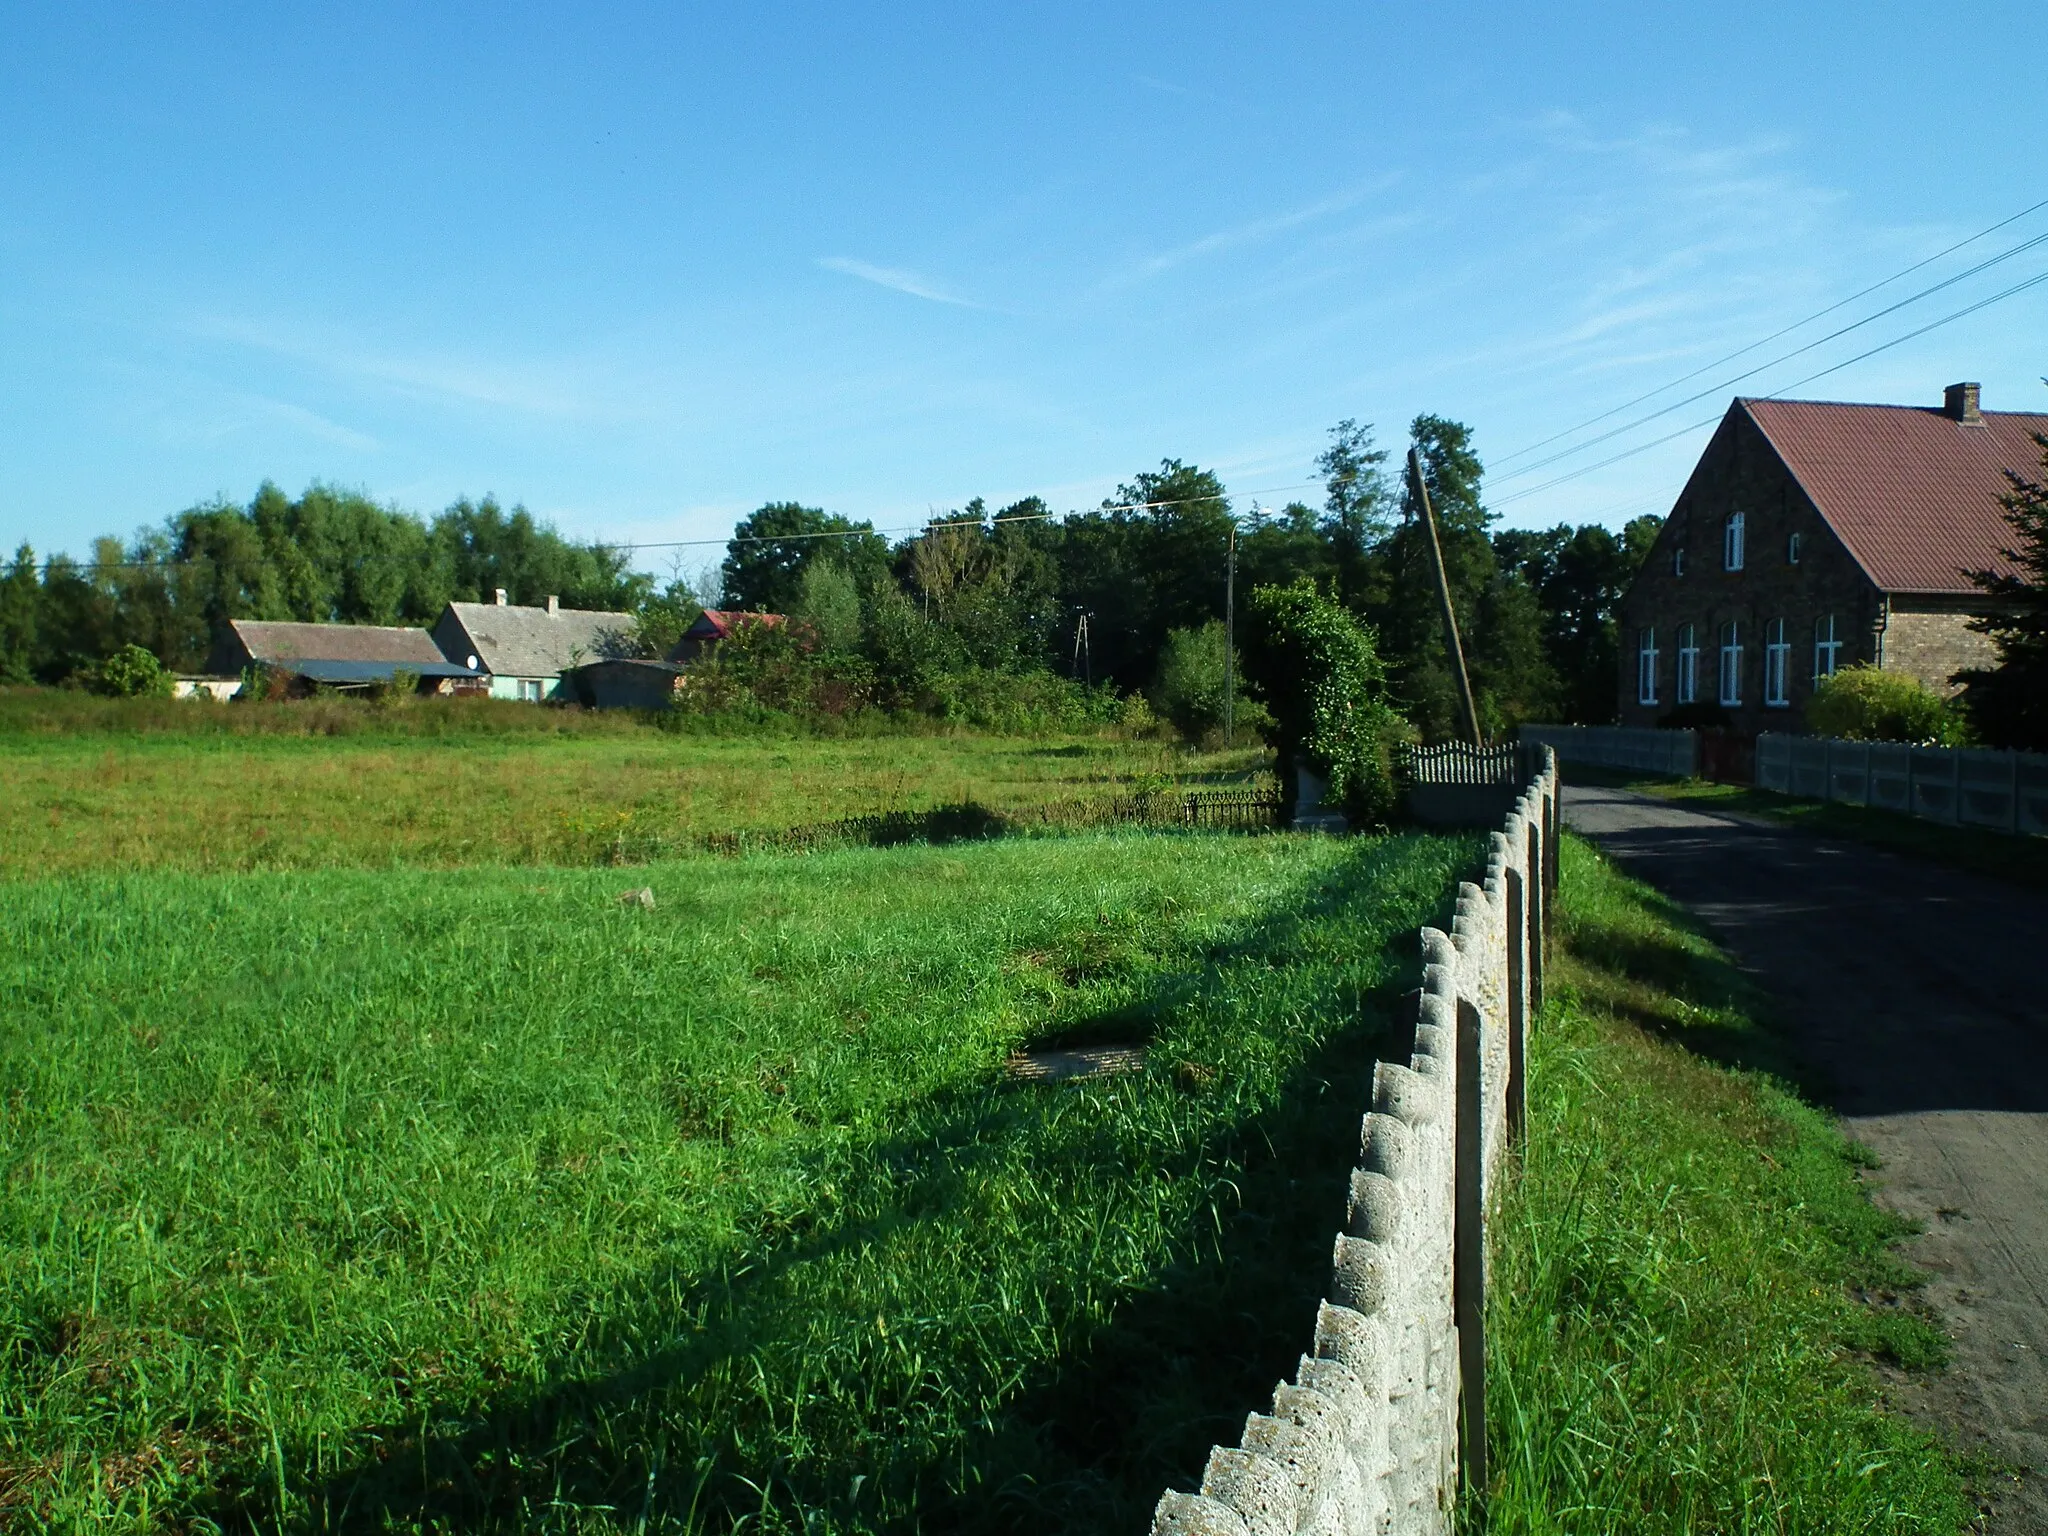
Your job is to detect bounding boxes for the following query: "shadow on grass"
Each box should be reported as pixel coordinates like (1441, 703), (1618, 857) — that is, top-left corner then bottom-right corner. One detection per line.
(192, 836), (1467, 1535)
(1556, 859), (1803, 1085)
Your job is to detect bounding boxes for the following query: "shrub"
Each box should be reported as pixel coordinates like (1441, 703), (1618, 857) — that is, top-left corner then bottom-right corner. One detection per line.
(1240, 579), (1409, 824)
(1805, 664), (1967, 745)
(89, 643), (172, 698)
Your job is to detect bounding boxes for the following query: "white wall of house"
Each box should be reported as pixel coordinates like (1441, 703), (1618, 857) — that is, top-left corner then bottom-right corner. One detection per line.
(487, 675), (561, 702)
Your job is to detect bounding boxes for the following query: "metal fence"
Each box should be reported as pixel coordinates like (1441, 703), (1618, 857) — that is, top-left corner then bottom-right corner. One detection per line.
(1756, 734), (2048, 837)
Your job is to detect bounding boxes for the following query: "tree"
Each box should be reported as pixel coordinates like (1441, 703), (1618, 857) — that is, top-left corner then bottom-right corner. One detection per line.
(91, 642), (172, 698)
(1315, 419), (1393, 608)
(0, 545), (40, 683)
(1957, 431), (2048, 750)
(721, 503), (889, 614)
(1494, 515), (1661, 723)
(794, 559), (863, 652)
(1240, 578), (1408, 824)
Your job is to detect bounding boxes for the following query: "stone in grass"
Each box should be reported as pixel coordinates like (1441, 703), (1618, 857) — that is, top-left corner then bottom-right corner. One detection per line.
(617, 886), (656, 909)
(1007, 1044), (1147, 1083)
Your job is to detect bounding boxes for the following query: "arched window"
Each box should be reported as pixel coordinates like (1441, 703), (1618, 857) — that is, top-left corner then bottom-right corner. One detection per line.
(1637, 628), (1660, 706)
(1724, 512), (1746, 571)
(1676, 624), (1699, 705)
(1673, 546), (1687, 577)
(1764, 618), (1789, 707)
(1787, 531), (1803, 564)
(1718, 620), (1744, 706)
(1813, 614), (1841, 682)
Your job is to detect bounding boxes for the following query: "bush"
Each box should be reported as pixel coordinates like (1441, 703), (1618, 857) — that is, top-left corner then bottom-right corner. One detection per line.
(89, 643), (172, 698)
(1152, 621), (1270, 744)
(1240, 579), (1409, 824)
(1805, 665), (1967, 745)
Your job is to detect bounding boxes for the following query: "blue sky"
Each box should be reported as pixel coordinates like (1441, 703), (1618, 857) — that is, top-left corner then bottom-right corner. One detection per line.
(4, 2), (2045, 573)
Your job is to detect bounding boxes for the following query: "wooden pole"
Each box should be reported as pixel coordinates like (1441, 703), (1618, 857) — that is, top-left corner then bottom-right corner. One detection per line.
(1409, 446), (1483, 748)
(1223, 525), (1237, 748)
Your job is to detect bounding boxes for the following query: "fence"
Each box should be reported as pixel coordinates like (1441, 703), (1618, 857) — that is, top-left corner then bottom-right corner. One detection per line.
(1152, 748), (1560, 1536)
(1517, 723), (1698, 778)
(1755, 734), (2048, 837)
(1399, 742), (1532, 827)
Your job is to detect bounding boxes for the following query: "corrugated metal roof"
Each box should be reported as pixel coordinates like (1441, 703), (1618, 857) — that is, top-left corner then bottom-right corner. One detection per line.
(441, 602), (639, 678)
(230, 620), (448, 665)
(285, 659), (479, 684)
(1742, 397), (2045, 594)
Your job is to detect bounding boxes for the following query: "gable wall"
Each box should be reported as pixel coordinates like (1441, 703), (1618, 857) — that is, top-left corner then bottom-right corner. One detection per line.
(1617, 408), (1882, 732)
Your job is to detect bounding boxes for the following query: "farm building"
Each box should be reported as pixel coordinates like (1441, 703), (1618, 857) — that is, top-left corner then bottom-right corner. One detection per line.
(1617, 382), (2042, 732)
(563, 658), (689, 710)
(430, 591), (640, 702)
(204, 619), (483, 694)
(669, 608), (785, 662)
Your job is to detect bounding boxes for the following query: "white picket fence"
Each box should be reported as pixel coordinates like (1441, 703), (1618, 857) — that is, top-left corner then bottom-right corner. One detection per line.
(1755, 734), (2048, 837)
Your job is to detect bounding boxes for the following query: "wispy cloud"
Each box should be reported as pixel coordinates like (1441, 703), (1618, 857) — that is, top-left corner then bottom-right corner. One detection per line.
(186, 313), (596, 416)
(245, 394), (379, 451)
(815, 257), (980, 308)
(1125, 183), (1397, 282)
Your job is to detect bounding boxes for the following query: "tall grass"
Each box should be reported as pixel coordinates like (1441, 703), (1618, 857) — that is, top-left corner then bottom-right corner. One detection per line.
(0, 723), (1266, 878)
(1476, 837), (1968, 1534)
(0, 828), (1475, 1532)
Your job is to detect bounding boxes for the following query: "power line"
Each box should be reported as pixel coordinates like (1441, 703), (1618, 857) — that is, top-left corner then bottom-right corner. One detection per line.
(11, 479), (1327, 574)
(1492, 193), (2048, 470)
(1491, 224), (2048, 487)
(1491, 263), (2048, 509)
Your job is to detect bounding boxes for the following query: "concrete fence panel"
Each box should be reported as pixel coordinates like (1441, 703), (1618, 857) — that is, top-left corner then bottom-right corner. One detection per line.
(1151, 750), (1558, 1536)
(1754, 733), (2048, 838)
(1516, 724), (1697, 778)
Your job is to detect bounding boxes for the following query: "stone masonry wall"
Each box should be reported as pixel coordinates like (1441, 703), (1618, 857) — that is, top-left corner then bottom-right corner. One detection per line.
(1149, 757), (1558, 1536)
(1882, 599), (2002, 695)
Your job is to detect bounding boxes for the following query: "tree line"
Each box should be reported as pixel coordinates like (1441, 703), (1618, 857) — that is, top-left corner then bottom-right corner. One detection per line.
(0, 415), (1663, 739)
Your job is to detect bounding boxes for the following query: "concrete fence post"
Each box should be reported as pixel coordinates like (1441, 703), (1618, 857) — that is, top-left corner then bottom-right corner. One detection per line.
(1453, 994), (1486, 1499)
(1504, 861), (1527, 1145)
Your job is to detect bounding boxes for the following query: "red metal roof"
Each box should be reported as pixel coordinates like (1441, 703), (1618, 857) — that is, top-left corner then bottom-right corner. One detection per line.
(1741, 396), (2045, 595)
(688, 609), (786, 637)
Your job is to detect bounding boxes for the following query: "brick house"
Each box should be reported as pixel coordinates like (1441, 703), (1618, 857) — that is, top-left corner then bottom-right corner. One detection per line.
(1616, 383), (2041, 732)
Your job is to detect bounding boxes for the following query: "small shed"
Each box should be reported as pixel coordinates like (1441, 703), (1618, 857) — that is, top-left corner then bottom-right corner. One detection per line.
(205, 620), (476, 693)
(563, 658), (689, 710)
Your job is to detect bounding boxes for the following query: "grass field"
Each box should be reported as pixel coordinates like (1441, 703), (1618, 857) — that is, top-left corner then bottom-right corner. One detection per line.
(1477, 836), (1970, 1534)
(0, 827), (1476, 1533)
(0, 694), (1261, 877)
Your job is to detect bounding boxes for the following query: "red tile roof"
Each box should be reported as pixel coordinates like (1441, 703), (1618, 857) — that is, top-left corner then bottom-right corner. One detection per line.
(1742, 397), (2045, 595)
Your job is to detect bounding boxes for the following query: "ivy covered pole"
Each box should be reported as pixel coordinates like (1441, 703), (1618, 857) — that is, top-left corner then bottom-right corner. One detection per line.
(1408, 446), (1483, 747)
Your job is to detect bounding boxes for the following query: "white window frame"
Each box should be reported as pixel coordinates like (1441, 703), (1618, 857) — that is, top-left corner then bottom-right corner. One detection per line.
(1724, 512), (1746, 571)
(1786, 531), (1803, 565)
(1764, 618), (1790, 707)
(1813, 614), (1841, 683)
(1718, 620), (1743, 707)
(1672, 546), (1686, 577)
(1676, 624), (1698, 705)
(518, 678), (544, 703)
(1637, 628), (1660, 706)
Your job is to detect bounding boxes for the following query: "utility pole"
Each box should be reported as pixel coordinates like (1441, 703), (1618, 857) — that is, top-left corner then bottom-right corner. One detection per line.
(1408, 446), (1483, 748)
(1222, 523), (1237, 748)
(1071, 611), (1092, 688)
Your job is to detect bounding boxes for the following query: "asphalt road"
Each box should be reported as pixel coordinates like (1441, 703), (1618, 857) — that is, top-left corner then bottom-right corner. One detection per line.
(1563, 783), (2048, 1533)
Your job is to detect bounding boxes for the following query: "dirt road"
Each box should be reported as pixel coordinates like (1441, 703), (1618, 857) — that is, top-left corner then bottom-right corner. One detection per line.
(1563, 783), (2048, 1533)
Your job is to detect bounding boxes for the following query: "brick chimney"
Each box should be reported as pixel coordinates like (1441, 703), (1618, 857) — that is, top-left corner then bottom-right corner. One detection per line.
(546, 594), (560, 616)
(494, 587), (509, 605)
(1943, 382), (1982, 423)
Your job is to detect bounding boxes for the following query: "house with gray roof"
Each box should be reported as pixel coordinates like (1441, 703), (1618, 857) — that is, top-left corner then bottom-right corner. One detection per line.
(206, 619), (482, 692)
(430, 590), (640, 701)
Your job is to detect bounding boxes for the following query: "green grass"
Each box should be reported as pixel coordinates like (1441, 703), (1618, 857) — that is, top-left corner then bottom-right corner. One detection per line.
(0, 703), (1261, 878)
(0, 828), (1477, 1533)
(1566, 763), (2048, 893)
(1476, 835), (1969, 1534)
